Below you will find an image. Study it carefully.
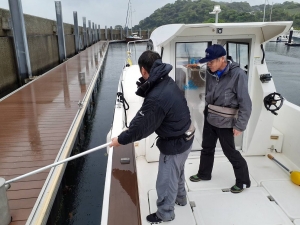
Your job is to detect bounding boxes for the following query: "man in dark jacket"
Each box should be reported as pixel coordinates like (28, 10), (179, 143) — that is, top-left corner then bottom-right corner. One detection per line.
(110, 50), (194, 223)
(189, 44), (252, 193)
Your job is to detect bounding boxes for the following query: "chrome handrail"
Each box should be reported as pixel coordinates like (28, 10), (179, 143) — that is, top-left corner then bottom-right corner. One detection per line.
(126, 39), (149, 64)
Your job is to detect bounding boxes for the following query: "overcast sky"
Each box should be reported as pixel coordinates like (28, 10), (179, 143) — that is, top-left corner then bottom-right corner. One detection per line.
(0, 0), (299, 27)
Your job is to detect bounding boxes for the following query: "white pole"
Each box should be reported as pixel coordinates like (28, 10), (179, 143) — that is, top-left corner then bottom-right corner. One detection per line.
(5, 142), (111, 185)
(263, 0), (267, 22)
(216, 12), (218, 23)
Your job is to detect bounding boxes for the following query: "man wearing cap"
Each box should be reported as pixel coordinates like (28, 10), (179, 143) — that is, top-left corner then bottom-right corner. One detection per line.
(189, 44), (252, 193)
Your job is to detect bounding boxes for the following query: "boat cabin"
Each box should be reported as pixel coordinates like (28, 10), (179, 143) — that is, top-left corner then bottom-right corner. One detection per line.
(103, 22), (300, 225)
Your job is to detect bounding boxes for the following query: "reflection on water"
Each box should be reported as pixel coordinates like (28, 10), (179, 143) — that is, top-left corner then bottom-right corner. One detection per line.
(265, 42), (300, 106)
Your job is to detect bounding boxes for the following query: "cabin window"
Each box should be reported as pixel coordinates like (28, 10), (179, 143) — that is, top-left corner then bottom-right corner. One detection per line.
(175, 42), (210, 92)
(227, 42), (249, 73)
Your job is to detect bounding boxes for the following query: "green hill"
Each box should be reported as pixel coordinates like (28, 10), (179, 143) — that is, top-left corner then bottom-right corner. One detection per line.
(133, 0), (300, 30)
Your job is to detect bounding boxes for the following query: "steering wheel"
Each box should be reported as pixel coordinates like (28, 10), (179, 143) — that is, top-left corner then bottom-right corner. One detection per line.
(263, 92), (284, 115)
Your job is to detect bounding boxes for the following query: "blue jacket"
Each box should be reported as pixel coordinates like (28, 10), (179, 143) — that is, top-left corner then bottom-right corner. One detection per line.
(118, 59), (193, 155)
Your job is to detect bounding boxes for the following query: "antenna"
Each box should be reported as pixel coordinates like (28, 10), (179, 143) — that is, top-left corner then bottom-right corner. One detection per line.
(209, 5), (221, 23)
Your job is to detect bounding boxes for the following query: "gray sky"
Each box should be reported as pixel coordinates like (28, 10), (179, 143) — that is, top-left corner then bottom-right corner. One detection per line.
(0, 0), (299, 27)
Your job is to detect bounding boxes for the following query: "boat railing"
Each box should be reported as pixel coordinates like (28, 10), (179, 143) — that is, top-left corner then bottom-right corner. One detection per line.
(126, 39), (149, 65)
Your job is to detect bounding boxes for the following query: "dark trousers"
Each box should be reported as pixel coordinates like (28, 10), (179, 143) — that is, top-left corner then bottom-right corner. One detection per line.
(197, 115), (251, 189)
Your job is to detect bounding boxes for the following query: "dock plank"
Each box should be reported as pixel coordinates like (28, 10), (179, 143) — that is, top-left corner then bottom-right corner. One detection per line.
(0, 41), (107, 224)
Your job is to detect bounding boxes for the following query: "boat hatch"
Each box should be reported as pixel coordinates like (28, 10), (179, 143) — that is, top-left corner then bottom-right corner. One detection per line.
(187, 187), (293, 225)
(148, 189), (196, 225)
(294, 219), (300, 225)
(262, 180), (300, 220)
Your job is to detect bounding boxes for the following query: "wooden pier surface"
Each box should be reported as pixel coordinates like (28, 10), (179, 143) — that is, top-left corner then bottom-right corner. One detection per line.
(0, 41), (108, 225)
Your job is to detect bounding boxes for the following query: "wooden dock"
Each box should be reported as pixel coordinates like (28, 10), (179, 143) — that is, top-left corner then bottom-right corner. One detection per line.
(0, 41), (109, 225)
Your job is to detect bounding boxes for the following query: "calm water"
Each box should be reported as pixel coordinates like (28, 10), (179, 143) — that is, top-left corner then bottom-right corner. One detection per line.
(61, 42), (147, 225)
(265, 41), (300, 106)
(61, 41), (300, 224)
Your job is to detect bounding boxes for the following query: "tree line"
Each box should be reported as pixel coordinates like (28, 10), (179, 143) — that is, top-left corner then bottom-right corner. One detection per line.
(133, 0), (300, 30)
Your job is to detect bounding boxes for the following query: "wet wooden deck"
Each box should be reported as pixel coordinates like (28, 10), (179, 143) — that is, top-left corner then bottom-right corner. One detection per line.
(0, 41), (108, 225)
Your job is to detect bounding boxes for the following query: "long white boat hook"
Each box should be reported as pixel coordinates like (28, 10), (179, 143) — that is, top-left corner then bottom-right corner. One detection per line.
(5, 142), (112, 185)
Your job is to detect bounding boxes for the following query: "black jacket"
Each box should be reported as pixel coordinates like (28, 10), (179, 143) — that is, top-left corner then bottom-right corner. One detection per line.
(118, 59), (193, 155)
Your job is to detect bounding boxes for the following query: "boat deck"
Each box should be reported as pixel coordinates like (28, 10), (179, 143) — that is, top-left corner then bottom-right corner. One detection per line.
(0, 41), (108, 225)
(136, 153), (300, 225)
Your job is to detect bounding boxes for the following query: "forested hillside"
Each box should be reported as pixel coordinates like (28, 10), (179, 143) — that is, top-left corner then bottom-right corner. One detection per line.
(133, 0), (300, 29)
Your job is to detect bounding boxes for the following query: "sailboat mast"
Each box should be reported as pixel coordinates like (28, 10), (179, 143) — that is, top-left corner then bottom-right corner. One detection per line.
(130, 0), (133, 35)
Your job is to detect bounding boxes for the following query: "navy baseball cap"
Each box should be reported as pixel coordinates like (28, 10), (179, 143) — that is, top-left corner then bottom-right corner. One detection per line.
(199, 44), (226, 63)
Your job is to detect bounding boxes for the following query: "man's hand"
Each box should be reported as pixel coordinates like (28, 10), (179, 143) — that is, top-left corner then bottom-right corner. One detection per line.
(109, 137), (121, 147)
(233, 129), (242, 136)
(186, 64), (198, 68)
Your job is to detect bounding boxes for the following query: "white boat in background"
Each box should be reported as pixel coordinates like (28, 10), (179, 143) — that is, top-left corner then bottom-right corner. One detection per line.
(126, 32), (142, 42)
(102, 21), (300, 225)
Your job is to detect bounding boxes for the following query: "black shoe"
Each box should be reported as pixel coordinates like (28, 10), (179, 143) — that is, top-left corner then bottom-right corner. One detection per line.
(146, 213), (174, 224)
(189, 174), (201, 182)
(230, 185), (244, 193)
(146, 213), (163, 224)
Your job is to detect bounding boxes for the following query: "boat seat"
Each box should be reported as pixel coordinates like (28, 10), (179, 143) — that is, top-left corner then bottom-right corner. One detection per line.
(262, 180), (300, 220)
(187, 187), (293, 225)
(185, 158), (258, 191)
(148, 189), (196, 225)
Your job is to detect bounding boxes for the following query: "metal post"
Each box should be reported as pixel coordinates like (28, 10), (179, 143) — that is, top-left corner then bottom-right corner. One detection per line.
(110, 26), (113, 40)
(73, 11), (79, 54)
(98, 25), (101, 41)
(105, 26), (108, 40)
(126, 27), (129, 38)
(95, 24), (98, 42)
(139, 28), (141, 38)
(288, 27), (294, 44)
(0, 178), (11, 225)
(92, 22), (94, 43)
(120, 28), (123, 40)
(55, 1), (66, 63)
(8, 0), (32, 84)
(83, 17), (87, 49)
(88, 20), (91, 46)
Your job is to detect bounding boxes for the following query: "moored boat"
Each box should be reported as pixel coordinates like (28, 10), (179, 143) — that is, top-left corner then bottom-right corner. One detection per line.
(102, 21), (300, 225)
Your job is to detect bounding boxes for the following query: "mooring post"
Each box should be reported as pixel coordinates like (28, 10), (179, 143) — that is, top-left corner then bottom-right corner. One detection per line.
(98, 25), (101, 41)
(110, 26), (113, 40)
(83, 17), (87, 49)
(105, 26), (108, 40)
(8, 0), (32, 84)
(92, 22), (95, 43)
(55, 1), (67, 63)
(73, 11), (79, 54)
(0, 178), (11, 225)
(288, 27), (294, 44)
(88, 20), (92, 46)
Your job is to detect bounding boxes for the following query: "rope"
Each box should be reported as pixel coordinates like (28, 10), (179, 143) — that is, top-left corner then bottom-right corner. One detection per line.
(117, 91), (130, 128)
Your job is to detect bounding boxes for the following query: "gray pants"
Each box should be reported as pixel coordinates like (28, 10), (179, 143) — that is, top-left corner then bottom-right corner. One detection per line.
(156, 145), (192, 221)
